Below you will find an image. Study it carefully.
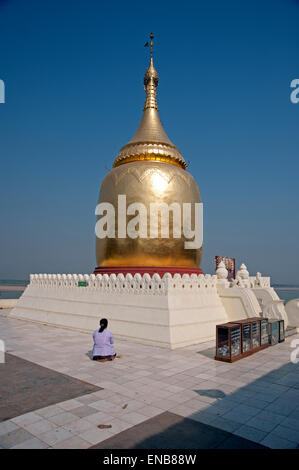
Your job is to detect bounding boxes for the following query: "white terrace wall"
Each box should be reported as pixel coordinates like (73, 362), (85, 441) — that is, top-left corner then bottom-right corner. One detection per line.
(10, 271), (285, 349)
(10, 272), (228, 349)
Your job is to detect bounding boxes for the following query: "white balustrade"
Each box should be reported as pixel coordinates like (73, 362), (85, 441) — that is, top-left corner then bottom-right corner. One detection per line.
(27, 272), (218, 295)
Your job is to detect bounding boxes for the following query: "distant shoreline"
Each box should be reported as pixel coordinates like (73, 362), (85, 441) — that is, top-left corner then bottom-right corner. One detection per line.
(274, 287), (299, 290)
(0, 285), (26, 292)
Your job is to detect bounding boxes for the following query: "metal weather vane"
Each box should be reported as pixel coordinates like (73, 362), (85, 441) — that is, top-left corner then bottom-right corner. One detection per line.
(144, 32), (154, 58)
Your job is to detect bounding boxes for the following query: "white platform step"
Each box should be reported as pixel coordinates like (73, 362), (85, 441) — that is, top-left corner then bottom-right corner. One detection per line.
(285, 327), (298, 337)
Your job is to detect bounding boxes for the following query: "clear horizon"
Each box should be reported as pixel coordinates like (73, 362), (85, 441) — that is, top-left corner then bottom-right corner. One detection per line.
(0, 0), (298, 284)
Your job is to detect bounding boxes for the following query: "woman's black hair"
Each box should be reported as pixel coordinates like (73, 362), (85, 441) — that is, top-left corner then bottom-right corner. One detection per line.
(99, 318), (108, 333)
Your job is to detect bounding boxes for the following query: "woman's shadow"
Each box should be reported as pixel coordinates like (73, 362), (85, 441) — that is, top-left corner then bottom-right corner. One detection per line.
(86, 350), (93, 360)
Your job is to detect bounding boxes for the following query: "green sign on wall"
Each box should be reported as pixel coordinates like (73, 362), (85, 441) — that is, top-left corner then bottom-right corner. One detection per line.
(78, 281), (88, 287)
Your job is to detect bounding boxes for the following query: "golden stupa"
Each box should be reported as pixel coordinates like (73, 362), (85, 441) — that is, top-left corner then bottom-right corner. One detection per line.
(95, 34), (202, 273)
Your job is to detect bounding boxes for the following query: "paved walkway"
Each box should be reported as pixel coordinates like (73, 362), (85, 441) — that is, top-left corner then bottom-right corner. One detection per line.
(0, 310), (299, 449)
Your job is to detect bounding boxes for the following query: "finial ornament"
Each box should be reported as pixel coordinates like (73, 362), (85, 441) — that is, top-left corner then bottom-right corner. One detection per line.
(237, 263), (249, 280)
(143, 32), (158, 110)
(144, 32), (154, 59)
(216, 261), (228, 280)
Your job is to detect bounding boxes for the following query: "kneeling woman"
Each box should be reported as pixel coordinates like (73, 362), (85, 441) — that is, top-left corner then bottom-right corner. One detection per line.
(92, 318), (116, 362)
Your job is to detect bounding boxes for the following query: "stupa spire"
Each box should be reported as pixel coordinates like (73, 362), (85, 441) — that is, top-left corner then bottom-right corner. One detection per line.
(143, 32), (158, 110)
(113, 33), (187, 170)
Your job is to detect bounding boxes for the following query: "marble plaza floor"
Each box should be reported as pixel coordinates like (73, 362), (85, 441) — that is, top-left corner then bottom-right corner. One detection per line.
(0, 310), (299, 449)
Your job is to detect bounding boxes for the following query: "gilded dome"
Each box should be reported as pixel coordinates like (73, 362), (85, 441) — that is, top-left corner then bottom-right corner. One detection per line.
(95, 34), (202, 272)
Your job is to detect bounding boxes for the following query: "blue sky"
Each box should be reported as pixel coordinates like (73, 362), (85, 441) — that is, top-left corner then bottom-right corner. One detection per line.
(0, 0), (298, 283)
